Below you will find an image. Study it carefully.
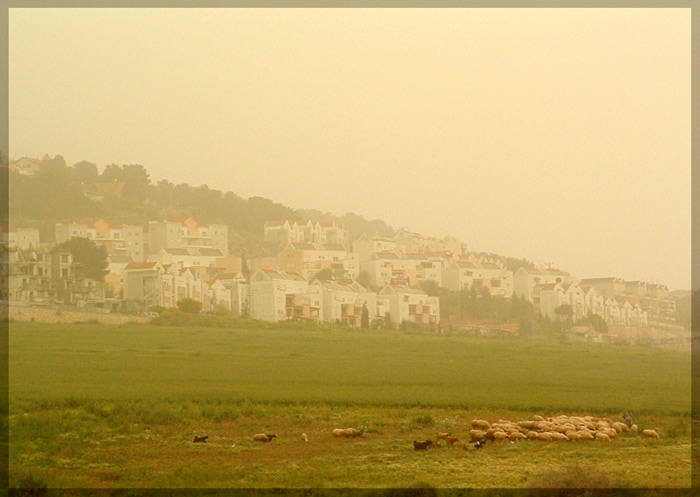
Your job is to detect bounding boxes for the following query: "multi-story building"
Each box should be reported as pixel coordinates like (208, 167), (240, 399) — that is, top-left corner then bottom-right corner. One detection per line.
(152, 247), (224, 268)
(1, 225), (40, 250)
(148, 218), (228, 257)
(310, 279), (377, 327)
(247, 268), (311, 322)
(513, 267), (572, 302)
(277, 242), (358, 281)
(578, 277), (627, 300)
(352, 233), (399, 262)
(264, 220), (348, 247)
(378, 284), (440, 326)
(2, 246), (101, 305)
(55, 219), (145, 262)
(535, 281), (586, 321)
(442, 259), (513, 297)
(105, 255), (134, 296)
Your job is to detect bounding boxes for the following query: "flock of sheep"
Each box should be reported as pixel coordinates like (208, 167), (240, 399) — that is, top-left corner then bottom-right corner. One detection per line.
(196, 414), (661, 450)
(412, 414), (660, 450)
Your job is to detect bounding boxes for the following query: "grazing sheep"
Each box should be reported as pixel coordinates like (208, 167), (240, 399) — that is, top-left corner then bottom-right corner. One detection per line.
(630, 424), (638, 433)
(526, 431), (539, 440)
(602, 428), (617, 438)
(595, 432), (611, 442)
(519, 421), (536, 430)
(469, 430), (486, 442)
(536, 433), (553, 442)
(493, 431), (508, 441)
(550, 432), (570, 441)
(436, 432), (451, 440)
(642, 429), (660, 439)
(471, 419), (491, 430)
(332, 428), (345, 438)
(612, 422), (627, 434)
(253, 433), (277, 442)
(347, 428), (365, 438)
(509, 432), (526, 441)
(533, 415), (545, 422)
(577, 431), (595, 441)
(301, 433), (308, 442)
(193, 435), (208, 443)
(567, 432), (581, 441)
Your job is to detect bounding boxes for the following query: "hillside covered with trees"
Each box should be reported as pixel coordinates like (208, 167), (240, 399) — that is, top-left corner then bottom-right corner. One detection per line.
(7, 155), (395, 255)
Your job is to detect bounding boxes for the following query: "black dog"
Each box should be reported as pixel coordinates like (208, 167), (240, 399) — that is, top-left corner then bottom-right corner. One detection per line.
(193, 435), (209, 443)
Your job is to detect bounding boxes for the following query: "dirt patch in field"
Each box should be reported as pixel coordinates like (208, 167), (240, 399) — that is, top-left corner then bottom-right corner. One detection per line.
(8, 306), (149, 325)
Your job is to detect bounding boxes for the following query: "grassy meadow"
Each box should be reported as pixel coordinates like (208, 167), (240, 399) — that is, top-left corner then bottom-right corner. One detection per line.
(9, 320), (693, 489)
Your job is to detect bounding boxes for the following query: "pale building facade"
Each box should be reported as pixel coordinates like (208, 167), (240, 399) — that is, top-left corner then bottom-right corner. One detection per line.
(56, 219), (145, 262)
(148, 218), (228, 256)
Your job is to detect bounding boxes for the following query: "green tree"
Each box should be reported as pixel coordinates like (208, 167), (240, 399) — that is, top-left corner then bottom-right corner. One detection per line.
(554, 304), (573, 333)
(357, 271), (371, 288)
(177, 298), (202, 314)
(314, 268), (334, 281)
(56, 237), (109, 281)
(361, 303), (370, 328)
(518, 314), (534, 337)
(419, 280), (441, 297)
(71, 160), (99, 183)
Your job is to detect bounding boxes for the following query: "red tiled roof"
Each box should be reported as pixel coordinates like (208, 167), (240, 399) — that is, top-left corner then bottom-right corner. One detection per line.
(199, 248), (223, 256)
(165, 248), (190, 255)
(125, 262), (156, 270)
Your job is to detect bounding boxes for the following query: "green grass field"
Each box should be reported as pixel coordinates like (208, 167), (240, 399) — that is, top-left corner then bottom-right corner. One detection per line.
(9, 321), (693, 489)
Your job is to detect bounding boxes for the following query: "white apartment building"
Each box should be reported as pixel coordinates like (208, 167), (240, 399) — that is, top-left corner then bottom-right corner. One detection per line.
(352, 233), (399, 262)
(151, 247), (224, 268)
(513, 267), (572, 302)
(148, 218), (228, 257)
(535, 281), (586, 321)
(441, 260), (513, 297)
(378, 284), (440, 326)
(1, 225), (40, 250)
(248, 268), (311, 322)
(310, 279), (377, 327)
(264, 220), (348, 246)
(56, 219), (145, 262)
(277, 242), (359, 281)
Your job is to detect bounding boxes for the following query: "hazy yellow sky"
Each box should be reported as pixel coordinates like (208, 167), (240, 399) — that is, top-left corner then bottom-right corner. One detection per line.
(9, 8), (691, 290)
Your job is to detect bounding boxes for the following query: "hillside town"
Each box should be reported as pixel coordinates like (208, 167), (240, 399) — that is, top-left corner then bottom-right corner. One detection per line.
(1, 215), (686, 344)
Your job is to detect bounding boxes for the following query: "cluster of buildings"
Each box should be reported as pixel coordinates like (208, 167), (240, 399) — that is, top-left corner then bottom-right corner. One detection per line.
(513, 268), (676, 328)
(0, 217), (681, 331)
